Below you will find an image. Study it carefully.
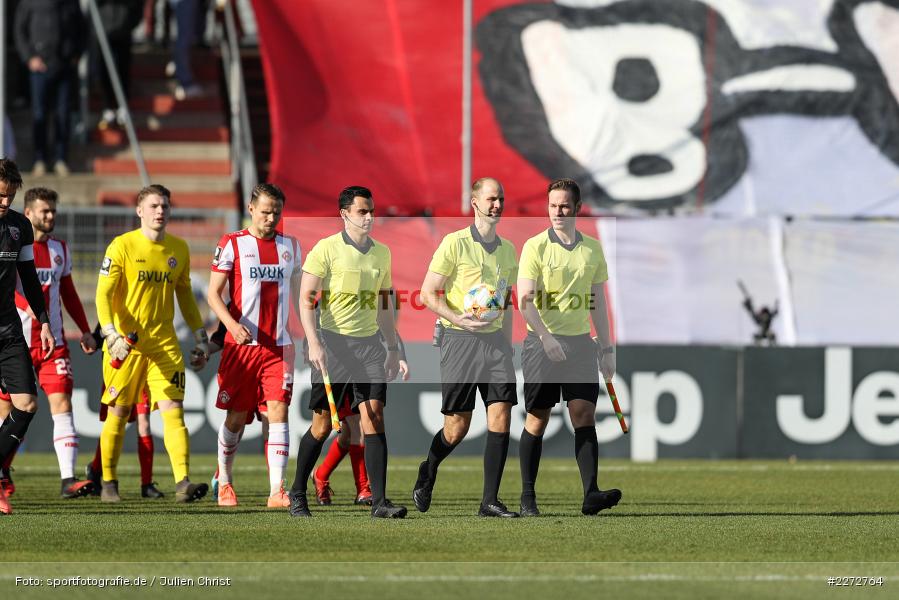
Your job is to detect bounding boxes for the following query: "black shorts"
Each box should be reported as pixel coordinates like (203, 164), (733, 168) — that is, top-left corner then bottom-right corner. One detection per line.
(440, 329), (517, 414)
(0, 335), (37, 396)
(522, 332), (599, 411)
(309, 329), (387, 411)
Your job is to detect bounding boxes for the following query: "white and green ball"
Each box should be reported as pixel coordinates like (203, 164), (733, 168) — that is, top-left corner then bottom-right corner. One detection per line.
(463, 283), (503, 322)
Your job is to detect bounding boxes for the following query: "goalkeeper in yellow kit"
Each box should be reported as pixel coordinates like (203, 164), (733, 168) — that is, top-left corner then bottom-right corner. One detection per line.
(95, 184), (209, 503)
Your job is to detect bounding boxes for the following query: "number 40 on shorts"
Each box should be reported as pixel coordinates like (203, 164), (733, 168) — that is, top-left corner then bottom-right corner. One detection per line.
(169, 371), (186, 391)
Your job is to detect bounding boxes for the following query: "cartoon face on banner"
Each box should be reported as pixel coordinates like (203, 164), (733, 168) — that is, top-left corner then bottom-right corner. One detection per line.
(476, 0), (899, 211)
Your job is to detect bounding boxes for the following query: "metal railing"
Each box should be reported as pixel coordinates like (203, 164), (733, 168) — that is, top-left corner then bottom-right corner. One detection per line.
(55, 205), (239, 337)
(219, 0), (257, 205)
(57, 205), (238, 265)
(84, 0), (150, 185)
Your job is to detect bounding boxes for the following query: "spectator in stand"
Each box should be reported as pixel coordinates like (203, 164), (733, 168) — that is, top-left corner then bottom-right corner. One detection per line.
(94, 0), (144, 130)
(5, 1), (32, 111)
(195, 0), (211, 46)
(14, 0), (87, 177)
(168, 0), (204, 100)
(3, 116), (16, 161)
(144, 0), (172, 47)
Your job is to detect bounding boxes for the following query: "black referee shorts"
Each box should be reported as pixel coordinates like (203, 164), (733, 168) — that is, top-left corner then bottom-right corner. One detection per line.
(522, 332), (599, 411)
(0, 335), (37, 396)
(440, 329), (517, 414)
(309, 329), (387, 411)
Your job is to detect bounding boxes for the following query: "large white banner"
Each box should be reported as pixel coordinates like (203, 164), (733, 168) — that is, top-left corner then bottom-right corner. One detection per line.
(606, 217), (899, 345)
(607, 217), (787, 344)
(785, 219), (899, 345)
(478, 0), (899, 216)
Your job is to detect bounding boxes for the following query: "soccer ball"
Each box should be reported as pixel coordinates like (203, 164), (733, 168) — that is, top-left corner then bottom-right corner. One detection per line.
(463, 283), (503, 322)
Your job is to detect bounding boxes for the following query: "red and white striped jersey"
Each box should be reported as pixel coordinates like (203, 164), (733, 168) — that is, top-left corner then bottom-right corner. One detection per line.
(212, 230), (301, 347)
(15, 237), (72, 347)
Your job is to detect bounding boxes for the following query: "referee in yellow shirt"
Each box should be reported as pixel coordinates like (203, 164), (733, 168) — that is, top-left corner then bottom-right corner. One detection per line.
(411, 177), (519, 518)
(288, 186), (405, 518)
(517, 178), (621, 517)
(95, 184), (210, 503)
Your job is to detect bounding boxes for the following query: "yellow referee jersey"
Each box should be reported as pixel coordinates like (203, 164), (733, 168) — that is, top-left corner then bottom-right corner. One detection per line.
(96, 229), (203, 355)
(429, 225), (517, 334)
(519, 228), (608, 336)
(303, 231), (392, 337)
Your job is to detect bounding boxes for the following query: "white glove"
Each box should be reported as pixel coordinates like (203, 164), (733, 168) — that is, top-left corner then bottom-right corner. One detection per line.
(189, 328), (210, 371)
(102, 324), (130, 361)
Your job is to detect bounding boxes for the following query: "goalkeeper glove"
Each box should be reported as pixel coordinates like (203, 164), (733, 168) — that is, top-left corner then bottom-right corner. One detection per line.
(102, 324), (130, 361)
(189, 328), (210, 371)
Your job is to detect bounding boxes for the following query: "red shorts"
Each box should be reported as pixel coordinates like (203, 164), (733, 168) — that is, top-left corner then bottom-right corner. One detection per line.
(33, 344), (75, 396)
(337, 392), (355, 420)
(0, 344), (72, 400)
(237, 401), (268, 426)
(246, 401), (268, 425)
(216, 343), (294, 413)
(99, 388), (151, 423)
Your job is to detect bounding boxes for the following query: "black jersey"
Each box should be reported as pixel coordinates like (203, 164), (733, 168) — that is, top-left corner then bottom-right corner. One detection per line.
(0, 208), (46, 339)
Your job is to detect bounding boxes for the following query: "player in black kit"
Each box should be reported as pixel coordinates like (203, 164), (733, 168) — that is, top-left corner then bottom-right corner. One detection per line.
(0, 158), (55, 515)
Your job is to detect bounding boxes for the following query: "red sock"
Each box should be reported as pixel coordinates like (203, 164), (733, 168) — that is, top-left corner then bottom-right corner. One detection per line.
(316, 439), (349, 483)
(349, 444), (369, 494)
(90, 439), (102, 472)
(138, 435), (154, 485)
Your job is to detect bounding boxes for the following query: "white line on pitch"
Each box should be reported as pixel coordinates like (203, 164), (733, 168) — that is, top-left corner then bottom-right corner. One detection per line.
(232, 573), (878, 583)
(14, 464), (899, 475)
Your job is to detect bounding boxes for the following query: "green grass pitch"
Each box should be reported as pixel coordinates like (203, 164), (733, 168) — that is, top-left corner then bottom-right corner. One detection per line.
(2, 453), (898, 599)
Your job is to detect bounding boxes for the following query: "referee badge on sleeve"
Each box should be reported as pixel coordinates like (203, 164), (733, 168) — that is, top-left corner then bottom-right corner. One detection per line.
(99, 256), (112, 276)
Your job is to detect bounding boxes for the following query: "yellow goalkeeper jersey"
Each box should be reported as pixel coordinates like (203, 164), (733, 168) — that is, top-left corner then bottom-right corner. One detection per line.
(96, 229), (202, 356)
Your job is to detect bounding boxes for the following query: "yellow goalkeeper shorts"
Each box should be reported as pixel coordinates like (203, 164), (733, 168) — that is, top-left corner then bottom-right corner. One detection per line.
(101, 347), (186, 409)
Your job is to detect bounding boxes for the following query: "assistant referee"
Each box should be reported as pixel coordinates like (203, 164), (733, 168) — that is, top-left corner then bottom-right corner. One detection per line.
(517, 178), (621, 516)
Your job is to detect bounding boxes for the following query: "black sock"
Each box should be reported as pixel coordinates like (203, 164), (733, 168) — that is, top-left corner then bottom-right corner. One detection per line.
(425, 430), (457, 481)
(574, 426), (599, 495)
(289, 429), (325, 495)
(0, 408), (35, 463)
(482, 430), (510, 505)
(519, 430), (543, 503)
(364, 433), (388, 506)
